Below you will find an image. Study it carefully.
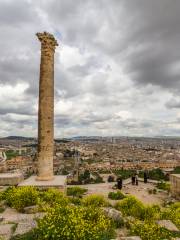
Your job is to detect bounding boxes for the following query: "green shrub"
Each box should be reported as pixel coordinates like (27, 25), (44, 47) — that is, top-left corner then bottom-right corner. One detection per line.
(156, 181), (170, 191)
(67, 187), (87, 198)
(0, 206), (5, 213)
(68, 196), (82, 205)
(39, 188), (69, 206)
(10, 230), (37, 240)
(37, 204), (115, 240)
(130, 220), (174, 240)
(139, 168), (168, 181)
(115, 196), (145, 219)
(115, 196), (161, 221)
(82, 194), (109, 207)
(5, 187), (39, 212)
(161, 202), (180, 229)
(108, 191), (125, 200)
(0, 187), (14, 201)
(113, 169), (135, 180)
(141, 205), (160, 221)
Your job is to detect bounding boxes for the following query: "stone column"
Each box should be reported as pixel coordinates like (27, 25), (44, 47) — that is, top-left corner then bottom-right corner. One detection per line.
(36, 32), (58, 181)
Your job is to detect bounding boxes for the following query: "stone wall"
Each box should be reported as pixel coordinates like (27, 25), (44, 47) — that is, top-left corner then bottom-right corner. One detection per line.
(170, 174), (180, 199)
(0, 172), (24, 186)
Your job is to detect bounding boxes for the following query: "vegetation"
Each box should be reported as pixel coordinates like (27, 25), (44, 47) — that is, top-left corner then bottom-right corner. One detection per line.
(67, 187), (87, 198)
(130, 221), (176, 240)
(1, 186), (180, 240)
(82, 194), (109, 207)
(2, 187), (69, 212)
(39, 188), (69, 207)
(156, 181), (170, 192)
(113, 169), (135, 180)
(37, 204), (115, 240)
(5, 150), (19, 160)
(78, 170), (104, 184)
(10, 230), (37, 240)
(115, 196), (160, 221)
(160, 202), (180, 229)
(139, 168), (168, 181)
(4, 186), (39, 212)
(172, 166), (180, 174)
(108, 191), (126, 200)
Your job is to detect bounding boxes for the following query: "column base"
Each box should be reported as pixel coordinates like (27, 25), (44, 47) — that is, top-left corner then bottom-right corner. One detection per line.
(36, 175), (54, 181)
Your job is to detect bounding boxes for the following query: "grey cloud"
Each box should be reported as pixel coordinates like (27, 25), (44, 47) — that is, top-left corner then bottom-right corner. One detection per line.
(166, 98), (180, 109)
(0, 0), (180, 137)
(0, 0), (39, 26)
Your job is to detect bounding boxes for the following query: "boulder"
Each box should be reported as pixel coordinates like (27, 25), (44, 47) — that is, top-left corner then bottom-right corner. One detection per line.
(0, 224), (14, 240)
(102, 207), (123, 222)
(157, 220), (179, 232)
(23, 205), (39, 214)
(13, 220), (37, 236)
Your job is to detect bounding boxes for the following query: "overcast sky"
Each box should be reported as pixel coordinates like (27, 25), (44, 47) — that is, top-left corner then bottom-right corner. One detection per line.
(1, 0), (180, 138)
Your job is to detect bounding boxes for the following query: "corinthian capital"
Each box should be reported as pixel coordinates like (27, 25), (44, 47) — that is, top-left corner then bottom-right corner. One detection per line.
(36, 32), (58, 51)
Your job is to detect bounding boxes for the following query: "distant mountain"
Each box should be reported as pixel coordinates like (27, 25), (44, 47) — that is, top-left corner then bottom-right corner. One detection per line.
(0, 136), (35, 141)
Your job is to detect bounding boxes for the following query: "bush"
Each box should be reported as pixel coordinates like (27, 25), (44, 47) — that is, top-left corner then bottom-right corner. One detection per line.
(161, 202), (180, 229)
(37, 204), (115, 240)
(115, 196), (145, 219)
(82, 194), (109, 207)
(156, 181), (170, 192)
(5, 187), (39, 212)
(108, 191), (125, 200)
(115, 196), (161, 221)
(139, 168), (168, 181)
(141, 205), (160, 221)
(67, 187), (87, 198)
(68, 196), (82, 205)
(130, 220), (175, 240)
(10, 230), (37, 240)
(39, 188), (69, 206)
(113, 169), (135, 180)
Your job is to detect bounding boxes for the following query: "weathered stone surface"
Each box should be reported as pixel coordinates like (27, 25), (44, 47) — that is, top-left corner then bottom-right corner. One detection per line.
(0, 224), (14, 240)
(157, 220), (179, 232)
(13, 220), (37, 236)
(0, 207), (46, 223)
(120, 237), (142, 240)
(34, 212), (46, 219)
(24, 205), (39, 214)
(36, 32), (58, 181)
(103, 207), (123, 222)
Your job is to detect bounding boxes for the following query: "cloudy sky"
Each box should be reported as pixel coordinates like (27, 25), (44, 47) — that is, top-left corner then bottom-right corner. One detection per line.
(1, 0), (180, 137)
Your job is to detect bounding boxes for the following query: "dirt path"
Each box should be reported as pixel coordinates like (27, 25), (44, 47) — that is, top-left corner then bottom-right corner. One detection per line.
(70, 181), (168, 205)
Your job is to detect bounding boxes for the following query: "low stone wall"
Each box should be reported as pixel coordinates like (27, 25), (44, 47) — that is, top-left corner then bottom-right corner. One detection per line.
(170, 174), (180, 199)
(0, 173), (24, 186)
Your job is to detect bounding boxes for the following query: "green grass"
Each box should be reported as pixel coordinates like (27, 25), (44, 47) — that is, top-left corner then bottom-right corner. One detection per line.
(5, 150), (19, 160)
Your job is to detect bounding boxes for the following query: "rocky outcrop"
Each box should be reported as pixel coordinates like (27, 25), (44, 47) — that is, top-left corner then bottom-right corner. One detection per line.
(103, 207), (123, 222)
(157, 220), (179, 232)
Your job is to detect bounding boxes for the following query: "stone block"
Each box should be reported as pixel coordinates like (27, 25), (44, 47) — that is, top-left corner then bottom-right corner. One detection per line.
(13, 220), (37, 236)
(0, 224), (14, 240)
(157, 220), (179, 232)
(24, 205), (39, 214)
(103, 207), (123, 222)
